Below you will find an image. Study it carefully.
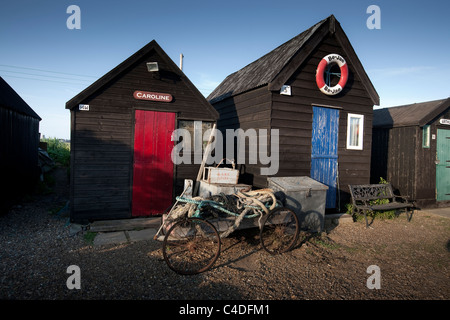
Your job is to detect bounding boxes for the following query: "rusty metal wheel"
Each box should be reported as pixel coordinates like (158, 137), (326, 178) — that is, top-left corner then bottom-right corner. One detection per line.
(260, 207), (299, 255)
(162, 218), (221, 275)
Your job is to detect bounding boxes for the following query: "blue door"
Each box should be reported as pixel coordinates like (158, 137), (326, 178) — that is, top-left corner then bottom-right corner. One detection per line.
(311, 106), (339, 208)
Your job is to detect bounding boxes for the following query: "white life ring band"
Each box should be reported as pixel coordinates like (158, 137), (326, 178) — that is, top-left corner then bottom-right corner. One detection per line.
(315, 54), (348, 95)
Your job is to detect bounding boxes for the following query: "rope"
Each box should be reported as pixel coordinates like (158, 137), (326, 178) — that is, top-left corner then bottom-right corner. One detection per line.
(163, 189), (279, 238)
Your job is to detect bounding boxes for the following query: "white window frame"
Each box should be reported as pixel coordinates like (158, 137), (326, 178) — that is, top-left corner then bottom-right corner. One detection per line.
(422, 125), (430, 148)
(346, 113), (364, 150)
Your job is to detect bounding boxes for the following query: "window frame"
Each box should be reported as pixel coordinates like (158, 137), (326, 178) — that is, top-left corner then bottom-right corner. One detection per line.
(422, 125), (430, 148)
(346, 113), (364, 150)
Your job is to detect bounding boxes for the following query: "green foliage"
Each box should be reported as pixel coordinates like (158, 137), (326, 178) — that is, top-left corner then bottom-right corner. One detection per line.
(370, 177), (396, 219)
(84, 231), (97, 245)
(346, 177), (396, 221)
(41, 138), (70, 167)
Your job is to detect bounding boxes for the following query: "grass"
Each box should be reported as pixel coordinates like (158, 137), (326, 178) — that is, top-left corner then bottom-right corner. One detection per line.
(309, 233), (341, 250)
(84, 231), (97, 245)
(41, 137), (70, 167)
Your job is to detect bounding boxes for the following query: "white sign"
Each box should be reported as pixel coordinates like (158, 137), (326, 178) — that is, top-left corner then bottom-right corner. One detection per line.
(79, 104), (89, 111)
(280, 85), (291, 96)
(439, 119), (450, 125)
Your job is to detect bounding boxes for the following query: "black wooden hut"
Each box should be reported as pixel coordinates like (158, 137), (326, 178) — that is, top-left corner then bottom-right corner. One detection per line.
(371, 98), (450, 208)
(208, 15), (379, 212)
(0, 76), (41, 212)
(66, 40), (219, 223)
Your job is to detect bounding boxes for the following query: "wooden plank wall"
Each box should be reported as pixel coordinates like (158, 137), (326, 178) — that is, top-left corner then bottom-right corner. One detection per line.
(212, 86), (272, 187)
(386, 127), (417, 197)
(70, 49), (216, 222)
(372, 108), (450, 208)
(212, 34), (374, 210)
(370, 128), (389, 184)
(0, 107), (40, 211)
(270, 35), (374, 208)
(278, 37), (373, 205)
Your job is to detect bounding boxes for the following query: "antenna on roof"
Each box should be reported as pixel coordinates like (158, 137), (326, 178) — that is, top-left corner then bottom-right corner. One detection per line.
(180, 53), (184, 71)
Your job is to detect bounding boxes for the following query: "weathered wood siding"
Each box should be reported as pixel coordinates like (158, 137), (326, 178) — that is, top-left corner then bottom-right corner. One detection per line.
(371, 126), (416, 196)
(212, 86), (272, 187)
(70, 48), (217, 222)
(272, 34), (374, 208)
(372, 108), (450, 208)
(212, 34), (374, 210)
(0, 107), (40, 211)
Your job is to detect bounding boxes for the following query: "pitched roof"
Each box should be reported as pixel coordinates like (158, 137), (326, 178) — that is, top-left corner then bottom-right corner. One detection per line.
(208, 15), (379, 105)
(208, 18), (326, 103)
(66, 40), (219, 119)
(0, 76), (41, 120)
(373, 98), (450, 128)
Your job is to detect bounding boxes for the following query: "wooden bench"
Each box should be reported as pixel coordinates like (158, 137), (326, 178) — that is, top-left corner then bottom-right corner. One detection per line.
(348, 184), (415, 228)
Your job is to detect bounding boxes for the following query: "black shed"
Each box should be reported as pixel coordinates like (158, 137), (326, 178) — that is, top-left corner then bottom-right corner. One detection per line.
(371, 98), (450, 208)
(66, 40), (219, 223)
(208, 15), (379, 212)
(0, 76), (41, 212)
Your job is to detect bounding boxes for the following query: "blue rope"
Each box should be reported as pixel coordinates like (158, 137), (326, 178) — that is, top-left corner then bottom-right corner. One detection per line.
(175, 196), (262, 219)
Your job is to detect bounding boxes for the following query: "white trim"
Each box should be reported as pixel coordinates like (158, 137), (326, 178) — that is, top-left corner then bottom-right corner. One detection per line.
(346, 113), (364, 150)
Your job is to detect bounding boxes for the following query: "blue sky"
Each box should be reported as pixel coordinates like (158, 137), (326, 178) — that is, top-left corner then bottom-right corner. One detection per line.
(1, 0), (449, 139)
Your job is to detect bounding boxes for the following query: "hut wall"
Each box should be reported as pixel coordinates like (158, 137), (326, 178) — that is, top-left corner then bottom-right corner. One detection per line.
(0, 107), (40, 210)
(372, 108), (450, 208)
(214, 34), (374, 209)
(70, 49), (216, 222)
(273, 35), (374, 187)
(373, 126), (417, 197)
(212, 86), (272, 187)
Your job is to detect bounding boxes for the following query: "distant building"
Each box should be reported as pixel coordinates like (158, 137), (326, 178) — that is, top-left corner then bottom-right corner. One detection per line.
(0, 76), (41, 212)
(372, 98), (450, 208)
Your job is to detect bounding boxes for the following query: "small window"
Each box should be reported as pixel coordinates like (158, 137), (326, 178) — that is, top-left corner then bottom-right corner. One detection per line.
(347, 113), (364, 150)
(422, 125), (430, 148)
(177, 120), (213, 153)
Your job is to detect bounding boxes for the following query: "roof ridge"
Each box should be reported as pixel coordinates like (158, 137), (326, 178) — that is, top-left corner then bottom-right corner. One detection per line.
(0, 76), (41, 120)
(373, 98), (450, 128)
(207, 16), (330, 103)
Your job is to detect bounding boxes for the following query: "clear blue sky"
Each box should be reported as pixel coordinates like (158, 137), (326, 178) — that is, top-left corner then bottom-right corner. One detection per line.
(1, 0), (449, 139)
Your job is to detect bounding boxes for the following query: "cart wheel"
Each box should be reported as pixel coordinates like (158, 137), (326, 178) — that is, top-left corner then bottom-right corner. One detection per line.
(163, 218), (221, 275)
(260, 207), (299, 255)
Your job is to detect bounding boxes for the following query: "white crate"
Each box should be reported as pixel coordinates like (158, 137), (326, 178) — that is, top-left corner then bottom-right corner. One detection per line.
(202, 159), (239, 185)
(203, 167), (239, 185)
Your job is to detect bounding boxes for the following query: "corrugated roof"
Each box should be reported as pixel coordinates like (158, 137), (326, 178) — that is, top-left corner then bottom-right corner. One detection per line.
(207, 17), (328, 103)
(0, 76), (41, 120)
(373, 98), (450, 128)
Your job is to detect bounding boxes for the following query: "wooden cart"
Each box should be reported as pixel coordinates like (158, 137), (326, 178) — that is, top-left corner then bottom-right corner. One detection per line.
(154, 188), (299, 275)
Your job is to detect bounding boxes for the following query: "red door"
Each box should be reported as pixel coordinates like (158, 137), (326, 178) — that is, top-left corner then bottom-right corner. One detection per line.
(132, 110), (175, 216)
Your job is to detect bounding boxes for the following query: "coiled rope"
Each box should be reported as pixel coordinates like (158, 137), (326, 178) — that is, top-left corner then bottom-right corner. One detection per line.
(163, 189), (279, 238)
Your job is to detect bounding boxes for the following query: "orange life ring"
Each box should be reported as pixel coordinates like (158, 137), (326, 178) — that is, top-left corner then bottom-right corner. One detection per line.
(316, 54), (348, 95)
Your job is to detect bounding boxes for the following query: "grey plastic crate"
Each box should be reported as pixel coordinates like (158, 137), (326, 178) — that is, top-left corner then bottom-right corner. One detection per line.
(268, 176), (328, 232)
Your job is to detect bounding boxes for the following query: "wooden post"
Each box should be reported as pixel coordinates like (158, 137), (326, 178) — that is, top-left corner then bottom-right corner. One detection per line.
(193, 123), (216, 196)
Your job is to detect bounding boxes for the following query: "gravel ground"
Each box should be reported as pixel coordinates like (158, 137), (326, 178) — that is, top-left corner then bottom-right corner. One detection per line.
(1, 168), (449, 302)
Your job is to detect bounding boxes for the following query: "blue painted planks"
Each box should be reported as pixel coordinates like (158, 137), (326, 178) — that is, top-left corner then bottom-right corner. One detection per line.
(311, 106), (339, 208)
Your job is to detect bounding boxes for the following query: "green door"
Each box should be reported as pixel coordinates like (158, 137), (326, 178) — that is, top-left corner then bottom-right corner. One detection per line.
(436, 128), (450, 201)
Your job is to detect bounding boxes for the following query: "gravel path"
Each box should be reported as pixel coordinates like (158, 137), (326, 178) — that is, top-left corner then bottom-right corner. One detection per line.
(1, 168), (449, 301)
